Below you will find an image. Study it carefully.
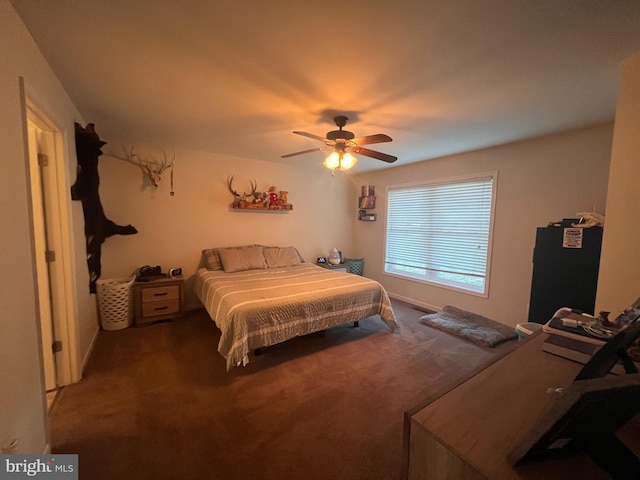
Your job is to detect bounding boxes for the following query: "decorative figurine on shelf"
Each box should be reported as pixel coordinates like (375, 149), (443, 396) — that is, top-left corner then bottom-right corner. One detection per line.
(329, 248), (341, 265)
(268, 186), (279, 205)
(225, 177), (293, 210)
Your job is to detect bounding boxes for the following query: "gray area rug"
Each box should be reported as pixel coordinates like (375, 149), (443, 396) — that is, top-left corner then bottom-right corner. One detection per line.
(420, 305), (517, 347)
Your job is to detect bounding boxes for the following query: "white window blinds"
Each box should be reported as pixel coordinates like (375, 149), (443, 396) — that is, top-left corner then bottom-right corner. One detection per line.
(384, 173), (496, 295)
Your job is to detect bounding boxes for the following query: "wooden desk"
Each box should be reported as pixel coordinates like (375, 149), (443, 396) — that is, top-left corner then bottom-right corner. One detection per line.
(404, 332), (640, 479)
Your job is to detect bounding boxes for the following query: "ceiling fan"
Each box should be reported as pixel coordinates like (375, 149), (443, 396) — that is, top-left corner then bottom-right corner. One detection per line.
(281, 116), (397, 171)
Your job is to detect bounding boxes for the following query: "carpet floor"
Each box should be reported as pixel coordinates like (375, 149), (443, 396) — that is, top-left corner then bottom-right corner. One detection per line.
(50, 299), (518, 480)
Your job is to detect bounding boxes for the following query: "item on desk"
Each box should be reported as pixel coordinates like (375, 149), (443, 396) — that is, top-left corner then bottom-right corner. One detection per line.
(582, 323), (616, 339)
(543, 308), (616, 345)
(561, 318), (579, 328)
(575, 319), (640, 380)
(542, 334), (634, 375)
(599, 311), (612, 327)
(543, 334), (600, 365)
(611, 297), (640, 328)
(561, 316), (616, 339)
(546, 387), (566, 395)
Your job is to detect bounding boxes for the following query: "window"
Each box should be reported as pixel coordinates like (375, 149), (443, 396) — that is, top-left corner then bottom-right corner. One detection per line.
(384, 172), (496, 296)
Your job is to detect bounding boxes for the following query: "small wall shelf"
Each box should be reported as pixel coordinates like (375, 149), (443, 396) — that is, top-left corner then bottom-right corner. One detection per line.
(358, 185), (376, 221)
(232, 201), (293, 211)
(359, 196), (376, 209)
(359, 210), (376, 221)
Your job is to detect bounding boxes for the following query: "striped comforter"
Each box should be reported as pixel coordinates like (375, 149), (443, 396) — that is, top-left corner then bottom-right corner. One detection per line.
(193, 264), (397, 370)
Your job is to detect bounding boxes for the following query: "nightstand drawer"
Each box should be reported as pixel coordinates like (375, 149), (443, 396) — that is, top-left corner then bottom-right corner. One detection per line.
(141, 285), (179, 303)
(142, 299), (180, 318)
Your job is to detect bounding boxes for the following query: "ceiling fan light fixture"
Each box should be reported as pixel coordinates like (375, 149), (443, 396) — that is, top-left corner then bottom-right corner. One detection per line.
(323, 152), (341, 170)
(322, 151), (357, 172)
(339, 152), (357, 170)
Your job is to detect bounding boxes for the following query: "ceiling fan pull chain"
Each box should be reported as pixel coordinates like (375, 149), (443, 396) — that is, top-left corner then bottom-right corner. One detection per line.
(170, 163), (174, 196)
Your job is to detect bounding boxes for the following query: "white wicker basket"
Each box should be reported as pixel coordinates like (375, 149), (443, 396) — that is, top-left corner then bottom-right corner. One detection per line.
(96, 276), (135, 331)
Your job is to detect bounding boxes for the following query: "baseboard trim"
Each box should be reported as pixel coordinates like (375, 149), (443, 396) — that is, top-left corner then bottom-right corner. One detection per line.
(388, 292), (440, 313)
(81, 324), (100, 375)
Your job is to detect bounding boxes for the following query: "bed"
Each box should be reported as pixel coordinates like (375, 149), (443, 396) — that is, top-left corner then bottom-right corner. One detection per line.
(193, 245), (397, 370)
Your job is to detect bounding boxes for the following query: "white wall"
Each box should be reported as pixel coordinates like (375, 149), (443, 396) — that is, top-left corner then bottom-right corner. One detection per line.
(348, 124), (613, 326)
(96, 144), (354, 306)
(596, 52), (640, 315)
(0, 0), (91, 453)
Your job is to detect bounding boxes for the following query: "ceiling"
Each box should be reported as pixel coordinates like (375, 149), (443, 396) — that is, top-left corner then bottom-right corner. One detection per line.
(12, 1), (640, 172)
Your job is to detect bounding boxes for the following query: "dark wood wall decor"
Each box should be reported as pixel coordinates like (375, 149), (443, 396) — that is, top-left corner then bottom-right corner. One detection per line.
(71, 123), (137, 293)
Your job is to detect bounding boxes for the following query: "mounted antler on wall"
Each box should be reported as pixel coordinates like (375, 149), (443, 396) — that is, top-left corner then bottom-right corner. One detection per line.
(71, 123), (138, 293)
(110, 147), (175, 194)
(227, 175), (257, 202)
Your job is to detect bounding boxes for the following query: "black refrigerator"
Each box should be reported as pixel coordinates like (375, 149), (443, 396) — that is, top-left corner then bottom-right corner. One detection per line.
(527, 222), (603, 324)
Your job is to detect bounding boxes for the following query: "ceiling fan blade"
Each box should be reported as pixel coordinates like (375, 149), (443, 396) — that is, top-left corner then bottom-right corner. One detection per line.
(349, 133), (393, 146)
(281, 146), (330, 158)
(351, 146), (397, 163)
(292, 131), (329, 143)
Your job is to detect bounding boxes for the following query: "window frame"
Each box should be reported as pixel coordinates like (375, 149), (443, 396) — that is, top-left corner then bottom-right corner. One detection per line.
(383, 171), (498, 298)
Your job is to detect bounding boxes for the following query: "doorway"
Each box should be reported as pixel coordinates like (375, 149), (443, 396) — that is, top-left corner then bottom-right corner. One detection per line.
(26, 103), (78, 394)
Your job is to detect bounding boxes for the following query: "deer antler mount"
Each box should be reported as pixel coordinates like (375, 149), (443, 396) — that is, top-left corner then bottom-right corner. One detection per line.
(227, 176), (257, 205)
(109, 146), (175, 194)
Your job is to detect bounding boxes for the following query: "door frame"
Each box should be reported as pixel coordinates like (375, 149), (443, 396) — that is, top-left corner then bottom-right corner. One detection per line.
(27, 116), (57, 390)
(25, 98), (80, 387)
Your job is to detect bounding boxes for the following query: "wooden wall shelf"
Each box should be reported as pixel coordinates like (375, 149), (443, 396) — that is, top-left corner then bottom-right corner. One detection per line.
(232, 202), (293, 211)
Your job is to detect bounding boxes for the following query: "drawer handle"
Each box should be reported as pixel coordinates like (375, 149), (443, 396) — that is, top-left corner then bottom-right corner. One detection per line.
(153, 292), (169, 297)
(154, 306), (169, 311)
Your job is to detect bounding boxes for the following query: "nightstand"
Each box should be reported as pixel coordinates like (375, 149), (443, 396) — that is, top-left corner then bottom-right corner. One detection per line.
(317, 263), (349, 273)
(133, 276), (185, 325)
